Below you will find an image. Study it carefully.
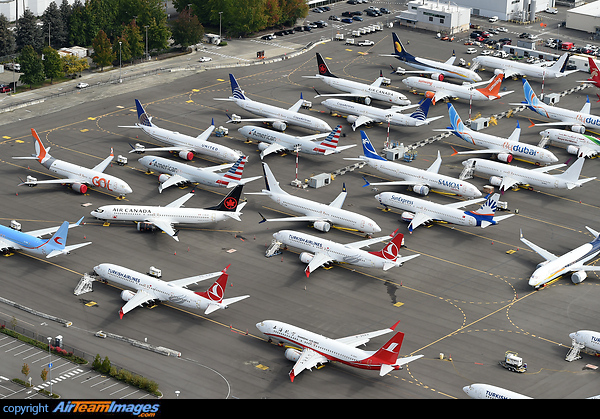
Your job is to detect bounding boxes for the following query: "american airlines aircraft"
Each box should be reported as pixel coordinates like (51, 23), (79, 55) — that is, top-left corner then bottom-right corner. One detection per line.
(93, 263), (249, 319)
(519, 226), (600, 288)
(120, 99), (243, 162)
(346, 131), (482, 198)
(248, 162), (381, 234)
(305, 52), (411, 105)
(90, 185), (246, 241)
(256, 319), (423, 382)
(375, 192), (513, 232)
(13, 128), (133, 197)
(539, 128), (600, 158)
(463, 383), (532, 399)
(137, 155), (261, 193)
(473, 52), (577, 79)
(215, 74), (332, 133)
(273, 228), (419, 277)
(0, 217), (90, 258)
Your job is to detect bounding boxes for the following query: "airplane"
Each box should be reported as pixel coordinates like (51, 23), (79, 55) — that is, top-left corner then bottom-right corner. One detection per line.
(463, 383), (532, 399)
(272, 228), (419, 277)
(321, 97), (443, 131)
(511, 79), (600, 134)
(519, 226), (600, 289)
(255, 319), (423, 382)
(402, 73), (513, 105)
(214, 73), (332, 133)
(375, 192), (514, 233)
(437, 103), (558, 164)
(13, 128), (133, 197)
(247, 162), (381, 234)
(120, 99), (243, 163)
(90, 185), (246, 241)
(473, 52), (577, 79)
(237, 124), (356, 159)
(137, 155), (261, 193)
(304, 52), (411, 105)
(460, 156), (595, 193)
(0, 217), (91, 258)
(538, 128), (600, 158)
(345, 131), (482, 198)
(93, 263), (249, 319)
(569, 330), (600, 354)
(577, 57), (600, 101)
(384, 32), (482, 83)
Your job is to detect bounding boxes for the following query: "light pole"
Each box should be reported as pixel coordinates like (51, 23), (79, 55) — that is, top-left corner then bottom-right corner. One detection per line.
(47, 337), (52, 396)
(219, 11), (223, 44)
(119, 41), (122, 83)
(144, 25), (149, 60)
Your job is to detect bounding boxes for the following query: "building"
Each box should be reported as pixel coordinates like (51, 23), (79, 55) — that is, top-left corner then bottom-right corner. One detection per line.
(449, 0), (553, 21)
(0, 0), (77, 22)
(398, 0), (471, 35)
(566, 1), (600, 36)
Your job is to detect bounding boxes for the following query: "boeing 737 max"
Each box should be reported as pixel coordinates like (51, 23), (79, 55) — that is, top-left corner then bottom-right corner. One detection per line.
(539, 128), (600, 158)
(473, 52), (577, 79)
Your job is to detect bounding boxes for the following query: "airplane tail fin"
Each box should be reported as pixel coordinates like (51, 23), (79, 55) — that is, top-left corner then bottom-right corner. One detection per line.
(475, 73), (504, 99)
(522, 79), (540, 107)
(372, 331), (405, 365)
(409, 98), (432, 121)
(195, 267), (249, 315)
(134, 99), (153, 127)
(369, 230), (405, 261)
(222, 155), (249, 182)
(360, 131), (386, 161)
(558, 156), (591, 188)
(206, 184), (244, 212)
(261, 162), (286, 194)
(316, 53), (336, 78)
(447, 103), (467, 132)
(391, 32), (415, 62)
(229, 74), (247, 100)
(30, 129), (52, 164)
(43, 220), (91, 258)
(587, 57), (600, 82)
(549, 52), (570, 73)
(317, 125), (342, 154)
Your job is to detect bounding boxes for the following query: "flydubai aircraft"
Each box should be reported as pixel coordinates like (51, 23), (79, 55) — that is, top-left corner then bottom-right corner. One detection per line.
(93, 263), (249, 319)
(402, 73), (512, 105)
(90, 185), (246, 241)
(305, 52), (411, 105)
(13, 129), (132, 197)
(438, 103), (558, 164)
(384, 32), (481, 83)
(0, 217), (90, 258)
(345, 131), (482, 198)
(473, 52), (577, 79)
(519, 226), (600, 288)
(247, 162), (381, 234)
(272, 228), (419, 277)
(237, 124), (356, 159)
(256, 319), (423, 382)
(375, 192), (513, 232)
(215, 74), (332, 133)
(463, 384), (532, 399)
(539, 128), (600, 158)
(138, 155), (261, 193)
(120, 99), (243, 162)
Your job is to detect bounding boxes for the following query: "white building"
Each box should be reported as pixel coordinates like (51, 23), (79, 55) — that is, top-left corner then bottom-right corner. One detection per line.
(0, 0), (76, 22)
(449, 0), (553, 21)
(566, 1), (600, 35)
(398, 0), (471, 34)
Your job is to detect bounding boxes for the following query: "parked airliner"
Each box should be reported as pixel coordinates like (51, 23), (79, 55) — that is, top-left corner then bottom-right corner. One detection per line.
(539, 128), (600, 158)
(569, 330), (600, 353)
(463, 383), (532, 399)
(473, 52), (576, 79)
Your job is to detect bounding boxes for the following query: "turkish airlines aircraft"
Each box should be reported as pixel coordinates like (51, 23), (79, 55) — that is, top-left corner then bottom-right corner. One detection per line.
(256, 319), (423, 382)
(463, 383), (532, 399)
(13, 129), (133, 197)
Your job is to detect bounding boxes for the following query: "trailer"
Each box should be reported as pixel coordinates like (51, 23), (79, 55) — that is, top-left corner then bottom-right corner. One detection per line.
(499, 350), (527, 373)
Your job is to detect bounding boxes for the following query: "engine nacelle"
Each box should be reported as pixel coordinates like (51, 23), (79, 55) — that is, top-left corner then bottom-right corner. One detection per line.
(299, 252), (314, 264)
(571, 125), (585, 134)
(272, 121), (287, 132)
(425, 91), (435, 100)
(496, 153), (513, 163)
(178, 150), (194, 161)
(285, 348), (302, 362)
(494, 68), (504, 76)
(158, 174), (171, 184)
(412, 185), (430, 196)
(313, 220), (331, 232)
(360, 96), (372, 105)
(430, 73), (444, 81)
(401, 211), (415, 222)
(137, 222), (156, 232)
(566, 145), (581, 156)
(346, 115), (359, 124)
(571, 270), (587, 284)
(121, 290), (136, 302)
(489, 176), (503, 187)
(258, 142), (270, 152)
(71, 183), (88, 194)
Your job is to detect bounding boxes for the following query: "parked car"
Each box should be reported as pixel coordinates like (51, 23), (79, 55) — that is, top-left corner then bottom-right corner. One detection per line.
(341, 17), (353, 23)
(329, 15), (340, 21)
(358, 39), (374, 46)
(198, 56), (212, 62)
(352, 16), (363, 21)
(261, 34), (275, 40)
(488, 16), (498, 23)
(481, 50), (492, 55)
(497, 27), (508, 32)
(0, 85), (11, 93)
(466, 47), (477, 54)
(76, 82), (89, 89)
(545, 7), (558, 13)
(380, 7), (391, 14)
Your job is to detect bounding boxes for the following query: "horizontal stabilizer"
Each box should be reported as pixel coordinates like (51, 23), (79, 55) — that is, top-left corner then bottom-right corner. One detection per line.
(46, 242), (92, 258)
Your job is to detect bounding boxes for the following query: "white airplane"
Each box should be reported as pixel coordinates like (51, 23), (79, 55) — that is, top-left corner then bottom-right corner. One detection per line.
(460, 156), (595, 193)
(539, 128), (600, 158)
(273, 228), (419, 277)
(473, 52), (577, 79)
(384, 32), (482, 83)
(402, 73), (512, 105)
(375, 192), (514, 232)
(346, 131), (482, 198)
(512, 79), (600, 134)
(437, 103), (558, 164)
(93, 263), (249, 319)
(321, 97), (443, 131)
(256, 319), (423, 382)
(120, 99), (243, 162)
(215, 73), (332, 133)
(137, 155), (261, 193)
(305, 52), (411, 105)
(569, 330), (600, 353)
(463, 384), (532, 399)
(0, 217), (90, 258)
(13, 128), (133, 197)
(248, 162), (381, 234)
(237, 124), (356, 159)
(90, 185), (246, 241)
(519, 226), (600, 288)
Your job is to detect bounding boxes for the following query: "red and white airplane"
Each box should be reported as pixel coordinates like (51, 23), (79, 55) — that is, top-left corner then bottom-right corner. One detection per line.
(256, 320), (423, 382)
(578, 57), (600, 101)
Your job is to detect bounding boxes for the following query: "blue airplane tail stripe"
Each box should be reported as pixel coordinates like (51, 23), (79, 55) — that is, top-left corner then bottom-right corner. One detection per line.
(229, 74), (246, 100)
(410, 98), (432, 120)
(360, 131), (386, 161)
(135, 99), (152, 127)
(447, 103), (465, 132)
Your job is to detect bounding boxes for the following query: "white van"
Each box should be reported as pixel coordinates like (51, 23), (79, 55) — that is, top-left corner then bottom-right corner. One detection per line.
(488, 16), (498, 23)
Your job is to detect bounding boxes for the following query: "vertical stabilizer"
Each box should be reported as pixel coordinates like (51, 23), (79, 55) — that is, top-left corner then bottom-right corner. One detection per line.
(207, 184), (244, 211)
(223, 156), (249, 182)
(360, 131), (386, 161)
(134, 99), (153, 127)
(30, 128), (52, 164)
(409, 98), (432, 121)
(391, 32), (415, 62)
(261, 162), (287, 194)
(316, 53), (336, 78)
(229, 74), (247, 100)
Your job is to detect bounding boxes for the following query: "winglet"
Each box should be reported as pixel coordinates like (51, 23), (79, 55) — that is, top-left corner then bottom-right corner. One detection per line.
(451, 145), (459, 156)
(390, 320), (401, 331)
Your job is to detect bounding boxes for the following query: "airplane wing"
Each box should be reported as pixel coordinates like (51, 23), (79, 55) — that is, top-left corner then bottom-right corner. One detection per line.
(119, 289), (155, 318)
(158, 174), (190, 193)
(329, 188), (347, 209)
(92, 149), (115, 173)
(289, 347), (329, 382)
(196, 124), (216, 141)
(498, 176), (520, 191)
(351, 115), (376, 131)
(433, 90), (451, 104)
(260, 142), (289, 159)
(145, 218), (179, 241)
(227, 116), (284, 124)
(519, 229), (558, 261)
(498, 68), (521, 79)
(426, 151), (442, 173)
(18, 178), (86, 187)
(169, 268), (227, 288)
(0, 236), (17, 251)
(362, 177), (418, 187)
(259, 213), (331, 224)
(336, 321), (398, 347)
(370, 77), (384, 88)
(444, 198), (485, 209)
(445, 56), (457, 65)
(25, 216), (85, 237)
(165, 192), (195, 208)
(408, 212), (434, 232)
(531, 163), (567, 173)
(129, 145), (190, 154)
(379, 355), (425, 376)
(305, 252), (335, 277)
(287, 97), (305, 113)
(345, 231), (397, 249)
(576, 146), (598, 158)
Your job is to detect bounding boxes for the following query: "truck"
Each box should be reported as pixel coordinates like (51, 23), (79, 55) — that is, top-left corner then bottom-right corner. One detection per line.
(499, 350), (527, 373)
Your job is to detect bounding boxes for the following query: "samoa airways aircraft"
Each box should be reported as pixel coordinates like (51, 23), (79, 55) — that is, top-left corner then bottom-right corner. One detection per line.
(90, 185), (246, 241)
(247, 162), (381, 234)
(138, 155), (261, 193)
(215, 74), (332, 133)
(13, 129), (132, 197)
(121, 99), (243, 163)
(539, 128), (600, 158)
(93, 263), (249, 319)
(519, 226), (600, 288)
(463, 384), (532, 399)
(256, 319), (423, 382)
(473, 52), (576, 79)
(346, 131), (482, 198)
(0, 217), (90, 258)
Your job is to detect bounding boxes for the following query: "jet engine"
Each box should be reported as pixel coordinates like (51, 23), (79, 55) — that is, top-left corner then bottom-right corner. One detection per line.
(257, 142), (271, 152)
(299, 252), (314, 264)
(571, 270), (587, 284)
(566, 145), (581, 156)
(571, 125), (585, 134)
(271, 121), (287, 132)
(346, 115), (359, 124)
(425, 91), (435, 100)
(401, 211), (415, 222)
(496, 153), (513, 163)
(71, 183), (88, 194)
(158, 174), (171, 184)
(489, 176), (503, 187)
(313, 220), (331, 232)
(430, 73), (444, 81)
(285, 348), (302, 362)
(178, 150), (194, 161)
(360, 96), (372, 105)
(136, 222), (156, 232)
(121, 290), (136, 302)
(412, 185), (430, 196)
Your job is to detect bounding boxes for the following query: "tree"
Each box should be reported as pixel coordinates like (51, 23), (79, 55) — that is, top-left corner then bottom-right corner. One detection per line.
(170, 8), (204, 49)
(16, 9), (43, 52)
(19, 45), (45, 87)
(0, 14), (15, 56)
(68, 0), (86, 46)
(42, 46), (64, 83)
(91, 30), (115, 71)
(41, 2), (65, 50)
(100, 356), (111, 374)
(123, 20), (144, 63)
(21, 363), (30, 380)
(62, 54), (88, 76)
(41, 367), (48, 382)
(92, 354), (102, 370)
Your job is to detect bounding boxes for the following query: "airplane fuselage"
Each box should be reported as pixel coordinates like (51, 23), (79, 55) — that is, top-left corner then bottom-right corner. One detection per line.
(321, 99), (426, 127)
(474, 56), (564, 79)
(237, 126), (330, 155)
(90, 205), (234, 224)
(402, 57), (481, 83)
(529, 241), (600, 287)
(530, 103), (600, 129)
(463, 384), (532, 399)
(569, 330), (600, 352)
(402, 77), (489, 101)
(0, 225), (51, 256)
(138, 156), (235, 188)
(541, 128), (600, 156)
(318, 76), (411, 105)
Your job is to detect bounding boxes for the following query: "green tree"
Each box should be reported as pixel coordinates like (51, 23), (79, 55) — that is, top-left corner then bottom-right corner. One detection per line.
(42, 46), (64, 83)
(100, 356), (111, 374)
(0, 14), (15, 56)
(19, 45), (45, 87)
(170, 8), (204, 49)
(40, 367), (48, 382)
(91, 30), (115, 71)
(62, 54), (88, 76)
(16, 9), (43, 52)
(41, 2), (64, 49)
(21, 363), (30, 380)
(68, 0), (86, 46)
(123, 20), (144, 63)
(92, 354), (102, 370)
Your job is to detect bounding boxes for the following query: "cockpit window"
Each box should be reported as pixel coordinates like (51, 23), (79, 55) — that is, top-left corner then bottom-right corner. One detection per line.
(94, 209), (104, 213)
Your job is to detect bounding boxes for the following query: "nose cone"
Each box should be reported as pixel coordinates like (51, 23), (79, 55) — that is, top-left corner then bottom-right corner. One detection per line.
(569, 332), (576, 340)
(374, 193), (381, 202)
(122, 183), (133, 194)
(463, 385), (473, 396)
(548, 153), (559, 163)
(401, 79), (408, 86)
(539, 129), (549, 136)
(467, 185), (482, 198)
(371, 223), (382, 233)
